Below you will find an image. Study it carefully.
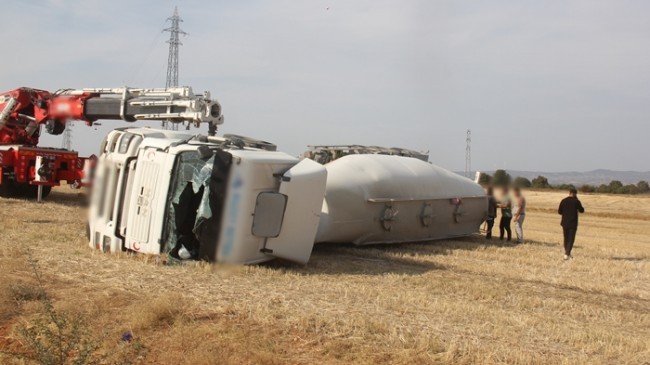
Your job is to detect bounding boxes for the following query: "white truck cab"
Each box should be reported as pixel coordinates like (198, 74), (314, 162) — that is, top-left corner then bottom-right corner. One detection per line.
(89, 128), (326, 264)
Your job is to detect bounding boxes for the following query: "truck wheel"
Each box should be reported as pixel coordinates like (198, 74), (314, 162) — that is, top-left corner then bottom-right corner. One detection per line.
(0, 181), (22, 198)
(0, 182), (12, 198)
(35, 186), (52, 199)
(0, 183), (50, 199)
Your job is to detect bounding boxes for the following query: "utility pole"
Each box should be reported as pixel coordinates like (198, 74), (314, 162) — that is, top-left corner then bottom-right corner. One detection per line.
(61, 122), (73, 151)
(465, 129), (471, 178)
(163, 6), (187, 130)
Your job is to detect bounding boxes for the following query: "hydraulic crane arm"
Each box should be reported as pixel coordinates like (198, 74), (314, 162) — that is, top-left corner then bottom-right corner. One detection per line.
(0, 86), (223, 145)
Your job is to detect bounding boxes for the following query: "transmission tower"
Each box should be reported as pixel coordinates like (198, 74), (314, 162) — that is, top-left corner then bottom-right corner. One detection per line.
(61, 122), (73, 151)
(465, 129), (471, 178)
(163, 6), (187, 130)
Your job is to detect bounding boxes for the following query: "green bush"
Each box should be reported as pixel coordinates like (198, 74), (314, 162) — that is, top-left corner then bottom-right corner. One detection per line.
(609, 180), (624, 191)
(555, 184), (576, 191)
(580, 184), (596, 193)
(597, 184), (610, 193)
(513, 177), (647, 195)
(477, 173), (492, 186)
(531, 176), (550, 189)
(492, 170), (511, 187)
(619, 184), (640, 194)
(513, 177), (532, 188)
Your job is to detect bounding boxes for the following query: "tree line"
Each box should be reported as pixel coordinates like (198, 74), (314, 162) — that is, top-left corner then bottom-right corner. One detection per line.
(478, 170), (650, 195)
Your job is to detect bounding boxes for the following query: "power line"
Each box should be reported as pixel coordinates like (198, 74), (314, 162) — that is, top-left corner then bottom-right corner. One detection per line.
(162, 6), (188, 130)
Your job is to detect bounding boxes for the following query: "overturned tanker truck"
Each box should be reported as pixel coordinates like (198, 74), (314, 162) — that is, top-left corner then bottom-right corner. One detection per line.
(89, 128), (487, 264)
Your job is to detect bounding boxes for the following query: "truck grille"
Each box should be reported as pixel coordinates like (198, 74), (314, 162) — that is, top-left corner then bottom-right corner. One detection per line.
(129, 161), (160, 242)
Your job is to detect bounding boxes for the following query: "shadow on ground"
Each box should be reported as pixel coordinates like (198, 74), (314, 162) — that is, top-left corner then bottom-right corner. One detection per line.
(267, 235), (526, 276)
(345, 235), (522, 257)
(611, 256), (648, 262)
(265, 247), (447, 276)
(45, 190), (89, 207)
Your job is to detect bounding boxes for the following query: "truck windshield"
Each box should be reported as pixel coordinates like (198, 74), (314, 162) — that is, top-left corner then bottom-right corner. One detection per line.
(162, 148), (232, 261)
(163, 151), (215, 258)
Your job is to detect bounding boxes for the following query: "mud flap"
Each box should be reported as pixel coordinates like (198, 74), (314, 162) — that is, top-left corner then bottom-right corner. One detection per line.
(262, 159), (327, 264)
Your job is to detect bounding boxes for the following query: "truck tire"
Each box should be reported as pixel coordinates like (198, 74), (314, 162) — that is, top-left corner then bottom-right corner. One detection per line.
(0, 181), (51, 199)
(0, 181), (15, 198)
(0, 181), (22, 198)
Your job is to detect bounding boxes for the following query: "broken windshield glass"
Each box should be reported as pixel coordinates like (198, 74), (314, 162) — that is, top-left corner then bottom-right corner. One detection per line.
(163, 151), (215, 258)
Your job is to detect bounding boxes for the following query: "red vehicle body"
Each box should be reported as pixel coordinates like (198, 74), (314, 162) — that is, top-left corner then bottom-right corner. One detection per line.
(0, 144), (92, 198)
(0, 86), (221, 198)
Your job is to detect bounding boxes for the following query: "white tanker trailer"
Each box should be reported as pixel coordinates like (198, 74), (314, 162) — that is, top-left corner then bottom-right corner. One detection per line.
(88, 128), (487, 264)
(316, 154), (487, 245)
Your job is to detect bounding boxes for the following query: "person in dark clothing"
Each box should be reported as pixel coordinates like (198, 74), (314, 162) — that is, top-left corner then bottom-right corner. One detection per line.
(485, 187), (497, 239)
(558, 188), (585, 260)
(170, 183), (205, 260)
(498, 187), (512, 241)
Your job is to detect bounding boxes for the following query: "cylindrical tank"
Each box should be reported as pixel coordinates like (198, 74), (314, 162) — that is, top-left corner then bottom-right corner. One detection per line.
(315, 154), (487, 245)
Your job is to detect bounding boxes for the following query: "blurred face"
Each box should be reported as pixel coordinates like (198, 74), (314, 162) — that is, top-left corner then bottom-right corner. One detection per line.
(502, 187), (509, 195)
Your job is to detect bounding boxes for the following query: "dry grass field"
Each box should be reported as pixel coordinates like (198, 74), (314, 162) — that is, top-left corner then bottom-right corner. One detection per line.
(0, 187), (648, 364)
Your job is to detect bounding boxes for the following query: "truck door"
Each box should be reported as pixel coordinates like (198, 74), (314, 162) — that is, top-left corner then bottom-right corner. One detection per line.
(257, 159), (327, 264)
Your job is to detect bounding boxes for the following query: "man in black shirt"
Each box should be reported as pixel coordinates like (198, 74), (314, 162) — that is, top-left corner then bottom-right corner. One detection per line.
(558, 188), (585, 260)
(485, 187), (497, 239)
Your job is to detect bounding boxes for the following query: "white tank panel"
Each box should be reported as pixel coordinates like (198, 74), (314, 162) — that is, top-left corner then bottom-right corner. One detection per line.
(316, 154), (487, 245)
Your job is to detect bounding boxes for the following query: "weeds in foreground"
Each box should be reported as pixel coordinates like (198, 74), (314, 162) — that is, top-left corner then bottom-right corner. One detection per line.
(10, 283), (47, 302)
(14, 252), (145, 365)
(17, 310), (99, 365)
(14, 254), (100, 365)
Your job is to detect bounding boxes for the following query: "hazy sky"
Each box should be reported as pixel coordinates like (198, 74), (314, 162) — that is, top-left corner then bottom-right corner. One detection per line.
(3, 0), (649, 172)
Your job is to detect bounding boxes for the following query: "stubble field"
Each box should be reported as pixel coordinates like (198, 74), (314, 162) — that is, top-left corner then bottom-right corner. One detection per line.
(0, 188), (648, 364)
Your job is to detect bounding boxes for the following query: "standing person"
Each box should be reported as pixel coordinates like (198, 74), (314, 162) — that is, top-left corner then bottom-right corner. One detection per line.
(485, 187), (497, 239)
(512, 187), (526, 243)
(498, 187), (512, 241)
(558, 188), (585, 260)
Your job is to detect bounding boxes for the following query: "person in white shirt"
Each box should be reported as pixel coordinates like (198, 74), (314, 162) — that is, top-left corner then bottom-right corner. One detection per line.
(512, 187), (526, 243)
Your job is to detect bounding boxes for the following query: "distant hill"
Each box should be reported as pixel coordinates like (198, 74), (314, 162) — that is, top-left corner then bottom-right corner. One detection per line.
(476, 169), (650, 186)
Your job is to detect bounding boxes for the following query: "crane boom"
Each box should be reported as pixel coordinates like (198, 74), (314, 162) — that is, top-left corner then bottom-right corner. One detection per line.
(0, 85), (223, 199)
(0, 86), (223, 146)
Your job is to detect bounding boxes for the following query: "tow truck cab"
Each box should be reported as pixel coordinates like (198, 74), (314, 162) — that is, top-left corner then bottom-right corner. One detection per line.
(89, 128), (327, 264)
